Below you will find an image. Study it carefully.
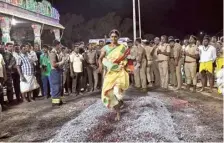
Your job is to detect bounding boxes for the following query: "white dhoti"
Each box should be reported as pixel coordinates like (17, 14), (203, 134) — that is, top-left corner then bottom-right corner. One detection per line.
(20, 75), (40, 93)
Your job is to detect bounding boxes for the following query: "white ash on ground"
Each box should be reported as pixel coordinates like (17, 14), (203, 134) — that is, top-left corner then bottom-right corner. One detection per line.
(50, 96), (180, 142)
(0, 97), (98, 142)
(0, 88), (222, 142)
(50, 90), (223, 142)
(149, 91), (223, 142)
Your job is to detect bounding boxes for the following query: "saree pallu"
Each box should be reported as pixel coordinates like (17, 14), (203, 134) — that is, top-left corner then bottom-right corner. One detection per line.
(102, 44), (130, 109)
(50, 69), (63, 104)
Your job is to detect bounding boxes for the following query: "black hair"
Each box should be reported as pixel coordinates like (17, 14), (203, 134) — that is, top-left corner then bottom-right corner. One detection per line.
(175, 39), (180, 43)
(154, 37), (160, 40)
(23, 42), (31, 48)
(20, 44), (26, 50)
(190, 35), (197, 41)
(168, 36), (174, 39)
(212, 36), (217, 39)
(145, 41), (150, 45)
(42, 44), (49, 49)
(109, 29), (120, 37)
(79, 47), (85, 54)
(136, 38), (142, 43)
(106, 41), (111, 45)
(161, 35), (167, 39)
(203, 35), (210, 41)
(14, 43), (20, 47)
(53, 40), (61, 47)
(99, 40), (104, 43)
(149, 39), (154, 44)
(6, 42), (13, 47)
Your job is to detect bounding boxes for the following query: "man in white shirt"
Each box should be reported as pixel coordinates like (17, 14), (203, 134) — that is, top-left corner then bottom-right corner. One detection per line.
(198, 36), (216, 92)
(70, 46), (84, 95)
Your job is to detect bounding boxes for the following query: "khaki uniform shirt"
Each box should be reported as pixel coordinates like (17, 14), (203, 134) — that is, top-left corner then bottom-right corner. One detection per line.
(210, 42), (218, 48)
(157, 43), (171, 61)
(170, 46), (175, 58)
(182, 45), (188, 58)
(134, 45), (146, 64)
(153, 45), (159, 61)
(144, 46), (154, 61)
(216, 45), (224, 58)
(174, 43), (182, 60)
(184, 44), (199, 62)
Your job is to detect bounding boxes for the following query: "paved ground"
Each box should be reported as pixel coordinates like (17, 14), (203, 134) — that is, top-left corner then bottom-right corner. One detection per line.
(0, 87), (223, 142)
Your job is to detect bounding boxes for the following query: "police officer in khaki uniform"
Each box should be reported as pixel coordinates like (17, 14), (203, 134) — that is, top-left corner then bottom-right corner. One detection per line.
(134, 38), (147, 91)
(157, 35), (170, 90)
(144, 40), (155, 87)
(126, 40), (135, 86)
(174, 39), (183, 90)
(152, 37), (161, 87)
(210, 36), (218, 48)
(168, 36), (177, 87)
(184, 35), (199, 92)
(3, 43), (16, 104)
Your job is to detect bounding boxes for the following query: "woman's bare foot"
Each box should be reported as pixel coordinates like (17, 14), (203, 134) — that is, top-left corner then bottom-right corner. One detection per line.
(119, 100), (124, 109)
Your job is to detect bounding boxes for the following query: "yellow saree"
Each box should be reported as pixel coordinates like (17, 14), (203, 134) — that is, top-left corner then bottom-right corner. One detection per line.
(102, 44), (129, 109)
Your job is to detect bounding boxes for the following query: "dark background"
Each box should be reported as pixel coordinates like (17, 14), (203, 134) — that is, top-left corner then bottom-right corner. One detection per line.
(46, 0), (223, 38)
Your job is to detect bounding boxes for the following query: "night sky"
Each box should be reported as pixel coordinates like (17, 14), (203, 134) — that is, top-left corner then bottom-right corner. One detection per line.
(51, 0), (223, 38)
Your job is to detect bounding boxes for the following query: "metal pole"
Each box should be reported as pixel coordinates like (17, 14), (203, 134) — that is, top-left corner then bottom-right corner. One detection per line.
(133, 0), (136, 41)
(138, 0), (141, 38)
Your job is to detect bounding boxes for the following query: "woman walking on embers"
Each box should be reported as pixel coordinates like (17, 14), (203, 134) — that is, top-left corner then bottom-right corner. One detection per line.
(98, 29), (130, 121)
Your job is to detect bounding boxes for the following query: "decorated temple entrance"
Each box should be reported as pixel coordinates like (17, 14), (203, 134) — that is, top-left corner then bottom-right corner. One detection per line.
(0, 0), (64, 45)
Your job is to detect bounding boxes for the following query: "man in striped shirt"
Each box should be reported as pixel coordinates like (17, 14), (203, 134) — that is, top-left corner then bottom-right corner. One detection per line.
(17, 44), (39, 102)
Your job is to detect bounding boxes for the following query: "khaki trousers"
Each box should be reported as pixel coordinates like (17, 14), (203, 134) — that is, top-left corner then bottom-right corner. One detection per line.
(169, 59), (177, 86)
(176, 60), (182, 89)
(184, 62), (197, 85)
(146, 61), (154, 83)
(158, 61), (169, 89)
(152, 61), (160, 86)
(134, 60), (147, 89)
